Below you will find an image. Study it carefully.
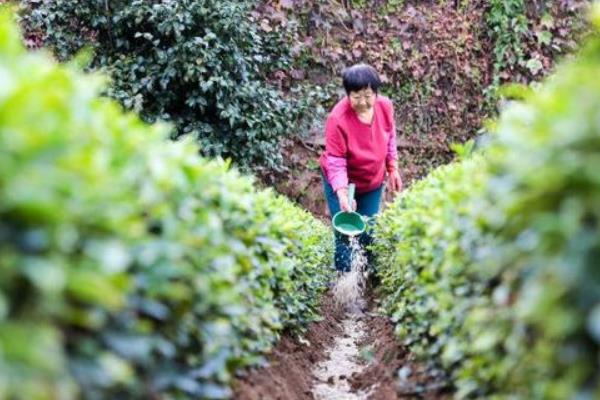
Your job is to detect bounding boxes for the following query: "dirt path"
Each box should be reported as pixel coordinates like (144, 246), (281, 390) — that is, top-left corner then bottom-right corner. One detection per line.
(232, 290), (450, 400)
(312, 311), (373, 399)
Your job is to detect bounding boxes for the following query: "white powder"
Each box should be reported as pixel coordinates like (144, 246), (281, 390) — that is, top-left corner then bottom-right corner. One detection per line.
(333, 236), (368, 313)
(311, 315), (375, 400)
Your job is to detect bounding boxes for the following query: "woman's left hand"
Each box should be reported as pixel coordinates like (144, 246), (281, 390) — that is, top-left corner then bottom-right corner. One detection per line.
(388, 170), (403, 193)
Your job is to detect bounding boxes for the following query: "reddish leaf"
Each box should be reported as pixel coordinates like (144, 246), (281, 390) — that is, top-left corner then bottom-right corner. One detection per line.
(280, 0), (293, 9)
(290, 69), (305, 80)
(260, 19), (273, 32)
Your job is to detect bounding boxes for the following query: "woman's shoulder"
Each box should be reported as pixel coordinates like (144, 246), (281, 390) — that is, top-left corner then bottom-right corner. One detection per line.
(331, 96), (351, 112)
(328, 97), (352, 121)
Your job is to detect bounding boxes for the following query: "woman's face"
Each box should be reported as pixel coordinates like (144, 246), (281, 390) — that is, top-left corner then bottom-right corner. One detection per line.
(348, 87), (376, 113)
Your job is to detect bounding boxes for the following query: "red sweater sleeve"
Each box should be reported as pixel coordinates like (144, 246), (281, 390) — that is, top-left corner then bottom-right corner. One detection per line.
(325, 115), (346, 157)
(324, 115), (349, 191)
(384, 101), (398, 173)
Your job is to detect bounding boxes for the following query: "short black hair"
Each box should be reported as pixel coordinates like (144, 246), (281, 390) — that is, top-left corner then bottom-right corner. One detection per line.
(342, 64), (382, 94)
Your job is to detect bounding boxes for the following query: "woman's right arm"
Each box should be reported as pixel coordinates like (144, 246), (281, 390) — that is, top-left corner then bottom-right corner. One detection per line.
(324, 116), (355, 211)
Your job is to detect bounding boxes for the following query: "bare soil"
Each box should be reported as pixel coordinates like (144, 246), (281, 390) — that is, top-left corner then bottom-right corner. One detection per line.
(232, 293), (344, 400)
(350, 294), (451, 400)
(232, 289), (451, 400)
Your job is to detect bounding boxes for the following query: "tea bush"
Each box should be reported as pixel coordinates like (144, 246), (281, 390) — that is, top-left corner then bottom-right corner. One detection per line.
(20, 0), (302, 171)
(374, 4), (600, 398)
(0, 11), (332, 399)
(373, 156), (490, 386)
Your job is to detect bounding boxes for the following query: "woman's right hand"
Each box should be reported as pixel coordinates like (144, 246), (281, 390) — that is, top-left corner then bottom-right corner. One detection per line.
(336, 188), (357, 212)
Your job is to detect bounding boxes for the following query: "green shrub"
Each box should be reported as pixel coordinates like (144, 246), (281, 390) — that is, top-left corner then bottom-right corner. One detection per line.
(486, 0), (529, 87)
(484, 0), (588, 97)
(374, 4), (600, 398)
(372, 156), (490, 383)
(20, 0), (302, 171)
(0, 11), (332, 399)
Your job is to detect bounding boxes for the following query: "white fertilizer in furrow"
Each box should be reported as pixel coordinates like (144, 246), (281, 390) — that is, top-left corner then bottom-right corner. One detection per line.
(312, 237), (374, 399)
(311, 315), (374, 400)
(333, 237), (368, 313)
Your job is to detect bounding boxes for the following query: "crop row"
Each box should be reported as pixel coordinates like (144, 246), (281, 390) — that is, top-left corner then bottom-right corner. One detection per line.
(373, 5), (600, 399)
(0, 12), (332, 399)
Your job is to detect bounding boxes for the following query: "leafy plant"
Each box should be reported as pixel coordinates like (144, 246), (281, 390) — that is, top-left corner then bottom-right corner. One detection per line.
(0, 10), (333, 399)
(484, 0), (589, 100)
(19, 0), (304, 171)
(486, 0), (529, 87)
(374, 5), (600, 398)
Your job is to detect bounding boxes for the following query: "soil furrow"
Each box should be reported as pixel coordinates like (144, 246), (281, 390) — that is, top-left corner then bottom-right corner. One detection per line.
(233, 289), (449, 400)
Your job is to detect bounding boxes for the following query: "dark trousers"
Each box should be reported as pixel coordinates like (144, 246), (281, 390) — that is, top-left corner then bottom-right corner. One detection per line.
(321, 171), (383, 272)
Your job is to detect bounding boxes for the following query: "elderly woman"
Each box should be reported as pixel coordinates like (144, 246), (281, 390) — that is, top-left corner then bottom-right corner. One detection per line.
(320, 63), (403, 272)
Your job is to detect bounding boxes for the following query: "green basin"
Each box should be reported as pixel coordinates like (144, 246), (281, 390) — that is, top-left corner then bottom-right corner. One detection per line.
(332, 211), (366, 236)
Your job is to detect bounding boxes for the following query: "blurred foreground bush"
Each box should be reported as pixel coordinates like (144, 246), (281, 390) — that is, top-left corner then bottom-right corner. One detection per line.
(0, 11), (332, 399)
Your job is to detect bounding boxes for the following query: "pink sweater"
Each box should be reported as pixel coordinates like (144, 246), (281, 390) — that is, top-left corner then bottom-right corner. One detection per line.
(319, 95), (398, 194)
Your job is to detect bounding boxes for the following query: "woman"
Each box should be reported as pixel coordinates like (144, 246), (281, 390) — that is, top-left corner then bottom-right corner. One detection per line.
(320, 63), (403, 272)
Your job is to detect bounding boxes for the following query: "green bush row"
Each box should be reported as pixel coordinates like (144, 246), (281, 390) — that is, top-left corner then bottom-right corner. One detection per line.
(0, 12), (333, 399)
(373, 5), (600, 399)
(19, 0), (306, 171)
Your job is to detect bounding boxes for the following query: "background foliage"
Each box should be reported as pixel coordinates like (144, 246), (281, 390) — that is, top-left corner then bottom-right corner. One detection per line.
(20, 0), (590, 184)
(255, 0), (589, 181)
(373, 5), (600, 398)
(0, 11), (332, 399)
(20, 0), (307, 171)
